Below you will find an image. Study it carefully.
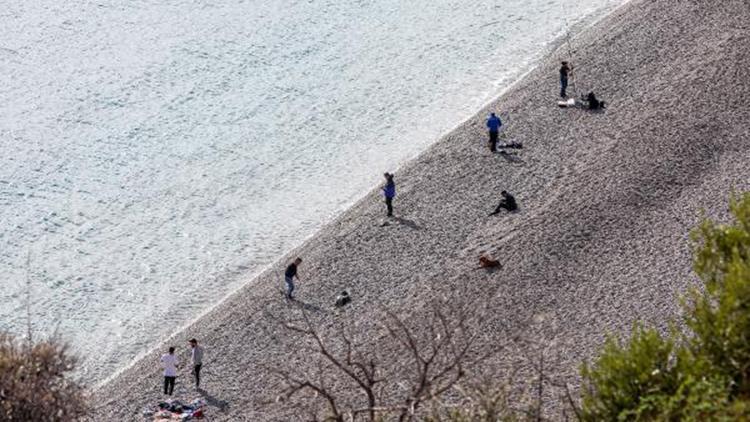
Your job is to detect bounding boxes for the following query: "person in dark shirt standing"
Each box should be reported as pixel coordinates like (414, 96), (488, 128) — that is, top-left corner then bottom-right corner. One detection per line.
(284, 257), (302, 300)
(489, 191), (518, 215)
(382, 173), (396, 217)
(486, 113), (503, 152)
(560, 61), (572, 98)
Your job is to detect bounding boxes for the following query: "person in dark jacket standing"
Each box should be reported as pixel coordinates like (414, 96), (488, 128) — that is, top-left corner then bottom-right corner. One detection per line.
(489, 191), (518, 215)
(284, 257), (302, 300)
(486, 113), (503, 152)
(382, 173), (396, 217)
(560, 61), (572, 98)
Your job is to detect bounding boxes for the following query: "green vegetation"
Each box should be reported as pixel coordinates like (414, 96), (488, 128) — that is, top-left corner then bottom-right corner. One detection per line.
(276, 195), (750, 421)
(580, 194), (750, 421)
(5, 197), (747, 421)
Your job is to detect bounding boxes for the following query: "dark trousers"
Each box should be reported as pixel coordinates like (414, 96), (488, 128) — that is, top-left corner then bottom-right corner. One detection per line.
(285, 276), (295, 299)
(164, 376), (176, 395)
(385, 197), (393, 216)
(490, 201), (516, 215)
(560, 76), (568, 98)
(193, 364), (202, 387)
(489, 131), (498, 152)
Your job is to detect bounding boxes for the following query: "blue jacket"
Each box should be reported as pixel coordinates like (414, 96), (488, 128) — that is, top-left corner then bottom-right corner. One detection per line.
(486, 115), (502, 132)
(383, 181), (396, 199)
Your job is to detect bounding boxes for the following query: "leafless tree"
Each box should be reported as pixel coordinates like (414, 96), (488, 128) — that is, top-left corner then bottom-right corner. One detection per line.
(266, 298), (500, 421)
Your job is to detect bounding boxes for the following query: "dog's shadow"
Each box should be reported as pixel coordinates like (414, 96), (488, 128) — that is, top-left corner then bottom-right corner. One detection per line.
(393, 216), (422, 230)
(481, 266), (503, 274)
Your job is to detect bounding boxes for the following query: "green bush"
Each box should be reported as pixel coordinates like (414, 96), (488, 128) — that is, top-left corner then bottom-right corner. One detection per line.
(580, 194), (750, 421)
(688, 196), (750, 398)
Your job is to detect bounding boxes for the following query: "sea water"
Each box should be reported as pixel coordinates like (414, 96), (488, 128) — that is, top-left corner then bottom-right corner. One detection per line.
(0, 0), (624, 383)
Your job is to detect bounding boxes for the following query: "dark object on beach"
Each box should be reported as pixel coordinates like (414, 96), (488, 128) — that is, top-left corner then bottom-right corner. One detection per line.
(498, 142), (523, 149)
(335, 290), (351, 307)
(479, 255), (502, 269)
(585, 91), (606, 110)
(152, 399), (206, 419)
(382, 173), (396, 217)
(489, 191), (518, 215)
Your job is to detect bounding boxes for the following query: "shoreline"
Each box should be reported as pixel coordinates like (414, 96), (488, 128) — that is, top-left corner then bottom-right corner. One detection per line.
(91, 0), (630, 391)
(90, 0), (750, 419)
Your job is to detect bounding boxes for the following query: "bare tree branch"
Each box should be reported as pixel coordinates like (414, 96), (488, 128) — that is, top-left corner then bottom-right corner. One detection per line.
(266, 297), (501, 421)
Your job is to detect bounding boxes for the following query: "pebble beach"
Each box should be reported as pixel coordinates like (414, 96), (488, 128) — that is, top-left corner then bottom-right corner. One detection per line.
(89, 0), (750, 419)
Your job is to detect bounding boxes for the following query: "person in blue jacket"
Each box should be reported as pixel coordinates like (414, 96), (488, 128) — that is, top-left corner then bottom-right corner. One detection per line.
(382, 172), (396, 217)
(486, 112), (503, 152)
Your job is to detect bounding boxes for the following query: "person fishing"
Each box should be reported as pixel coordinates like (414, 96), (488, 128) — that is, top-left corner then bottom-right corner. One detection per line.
(489, 191), (518, 215)
(284, 257), (302, 300)
(560, 61), (572, 98)
(486, 112), (503, 152)
(382, 172), (396, 217)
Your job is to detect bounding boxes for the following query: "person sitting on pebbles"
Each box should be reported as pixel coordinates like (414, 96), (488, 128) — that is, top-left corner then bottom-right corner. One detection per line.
(489, 191), (518, 216)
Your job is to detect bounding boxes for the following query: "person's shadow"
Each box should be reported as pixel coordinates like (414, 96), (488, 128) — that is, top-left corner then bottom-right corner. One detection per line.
(197, 388), (230, 413)
(498, 151), (524, 164)
(287, 298), (324, 313)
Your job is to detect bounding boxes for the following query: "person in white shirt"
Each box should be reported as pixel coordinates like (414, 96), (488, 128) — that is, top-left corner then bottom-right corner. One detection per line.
(160, 346), (178, 395)
(189, 338), (204, 389)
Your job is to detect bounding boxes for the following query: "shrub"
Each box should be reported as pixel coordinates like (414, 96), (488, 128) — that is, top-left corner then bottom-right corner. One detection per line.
(688, 195), (750, 397)
(580, 193), (750, 420)
(0, 332), (87, 421)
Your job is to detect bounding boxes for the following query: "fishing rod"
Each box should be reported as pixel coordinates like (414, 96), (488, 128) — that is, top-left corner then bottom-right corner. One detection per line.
(561, 5), (578, 96)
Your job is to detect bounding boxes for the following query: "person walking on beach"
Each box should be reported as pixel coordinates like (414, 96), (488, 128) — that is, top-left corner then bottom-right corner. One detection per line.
(489, 191), (518, 215)
(486, 113), (503, 152)
(382, 173), (396, 217)
(284, 257), (302, 300)
(161, 346), (178, 396)
(189, 338), (204, 389)
(560, 61), (572, 98)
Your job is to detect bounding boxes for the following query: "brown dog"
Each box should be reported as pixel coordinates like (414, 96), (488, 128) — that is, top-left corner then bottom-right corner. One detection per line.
(479, 255), (502, 269)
